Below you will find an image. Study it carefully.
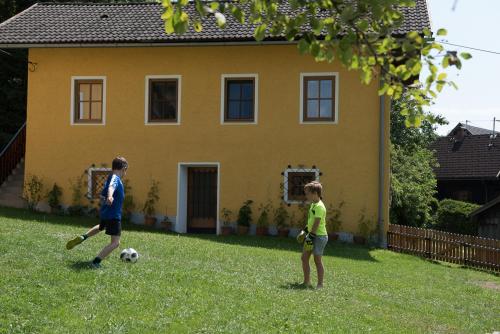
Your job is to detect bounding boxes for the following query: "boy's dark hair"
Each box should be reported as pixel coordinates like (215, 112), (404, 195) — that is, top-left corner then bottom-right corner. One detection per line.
(112, 157), (128, 171)
(304, 181), (322, 197)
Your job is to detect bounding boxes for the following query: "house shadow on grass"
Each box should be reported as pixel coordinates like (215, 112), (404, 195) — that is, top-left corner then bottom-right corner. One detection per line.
(181, 234), (379, 263)
(0, 206), (165, 234)
(0, 207), (378, 263)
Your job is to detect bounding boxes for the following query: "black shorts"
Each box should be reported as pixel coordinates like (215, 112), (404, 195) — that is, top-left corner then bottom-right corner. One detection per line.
(99, 219), (122, 236)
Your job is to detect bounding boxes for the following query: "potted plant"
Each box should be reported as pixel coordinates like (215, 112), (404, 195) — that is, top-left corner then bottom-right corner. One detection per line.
(327, 201), (345, 241)
(237, 200), (253, 235)
(47, 183), (63, 214)
(275, 203), (290, 237)
(355, 209), (376, 245)
(256, 202), (271, 236)
(288, 211), (301, 237)
(161, 207), (172, 231)
(221, 208), (233, 236)
(142, 179), (159, 226)
(122, 179), (135, 223)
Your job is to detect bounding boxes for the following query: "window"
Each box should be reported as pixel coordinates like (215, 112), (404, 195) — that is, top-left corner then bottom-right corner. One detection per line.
(300, 73), (338, 123)
(88, 168), (111, 199)
(145, 76), (181, 124)
(221, 74), (258, 124)
(71, 77), (106, 125)
(283, 168), (320, 203)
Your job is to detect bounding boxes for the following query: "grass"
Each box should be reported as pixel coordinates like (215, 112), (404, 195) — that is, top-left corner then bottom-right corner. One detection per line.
(0, 206), (499, 334)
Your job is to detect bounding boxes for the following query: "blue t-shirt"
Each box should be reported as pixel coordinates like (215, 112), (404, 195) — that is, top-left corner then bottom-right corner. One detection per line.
(100, 174), (124, 221)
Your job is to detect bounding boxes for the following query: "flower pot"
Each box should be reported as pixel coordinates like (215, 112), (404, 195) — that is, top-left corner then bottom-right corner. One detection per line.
(256, 226), (268, 236)
(221, 226), (233, 236)
(277, 228), (290, 237)
(144, 216), (157, 226)
(161, 221), (172, 232)
(328, 233), (339, 241)
(50, 206), (62, 215)
(237, 225), (249, 235)
(353, 235), (366, 245)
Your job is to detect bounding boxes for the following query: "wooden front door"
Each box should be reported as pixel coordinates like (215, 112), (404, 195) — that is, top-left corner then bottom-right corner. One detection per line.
(187, 167), (217, 233)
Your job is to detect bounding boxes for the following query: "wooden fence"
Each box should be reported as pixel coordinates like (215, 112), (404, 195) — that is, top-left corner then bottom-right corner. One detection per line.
(387, 224), (499, 273)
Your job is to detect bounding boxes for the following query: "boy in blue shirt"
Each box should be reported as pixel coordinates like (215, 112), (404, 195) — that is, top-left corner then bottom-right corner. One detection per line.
(66, 157), (128, 268)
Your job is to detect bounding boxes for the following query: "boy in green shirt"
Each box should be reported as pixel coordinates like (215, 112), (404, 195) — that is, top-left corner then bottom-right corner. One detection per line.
(300, 181), (328, 289)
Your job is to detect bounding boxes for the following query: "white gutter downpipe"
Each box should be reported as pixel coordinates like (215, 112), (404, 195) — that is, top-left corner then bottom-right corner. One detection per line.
(378, 82), (387, 248)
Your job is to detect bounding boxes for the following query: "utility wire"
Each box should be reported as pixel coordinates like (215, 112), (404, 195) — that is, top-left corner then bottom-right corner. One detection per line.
(439, 41), (500, 55)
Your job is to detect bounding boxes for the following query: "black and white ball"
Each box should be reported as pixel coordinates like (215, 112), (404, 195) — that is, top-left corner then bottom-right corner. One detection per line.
(120, 248), (139, 263)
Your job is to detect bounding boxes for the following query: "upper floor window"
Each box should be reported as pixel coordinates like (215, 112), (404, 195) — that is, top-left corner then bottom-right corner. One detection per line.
(146, 76), (181, 124)
(221, 74), (258, 124)
(300, 73), (338, 123)
(71, 77), (106, 125)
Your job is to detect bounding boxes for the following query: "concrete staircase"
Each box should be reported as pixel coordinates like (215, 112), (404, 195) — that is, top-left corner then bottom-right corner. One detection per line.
(0, 159), (26, 209)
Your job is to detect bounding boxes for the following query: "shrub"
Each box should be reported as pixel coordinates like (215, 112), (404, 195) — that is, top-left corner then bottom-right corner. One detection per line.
(432, 199), (480, 235)
(46, 183), (62, 212)
(221, 208), (233, 226)
(327, 200), (345, 234)
(122, 179), (135, 222)
(274, 203), (289, 229)
(257, 202), (272, 228)
(142, 179), (159, 217)
(23, 174), (44, 211)
(237, 200), (253, 227)
(358, 209), (377, 241)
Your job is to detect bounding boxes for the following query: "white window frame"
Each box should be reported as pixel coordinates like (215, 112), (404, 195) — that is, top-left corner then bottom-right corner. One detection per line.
(299, 72), (339, 124)
(283, 168), (320, 204)
(70, 76), (107, 126)
(145, 75), (182, 125)
(87, 167), (112, 199)
(220, 74), (259, 125)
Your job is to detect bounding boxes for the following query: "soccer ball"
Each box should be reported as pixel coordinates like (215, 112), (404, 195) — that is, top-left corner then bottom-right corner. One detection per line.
(120, 248), (139, 263)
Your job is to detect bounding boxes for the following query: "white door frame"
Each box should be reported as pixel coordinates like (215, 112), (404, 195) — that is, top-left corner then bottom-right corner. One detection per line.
(176, 162), (221, 234)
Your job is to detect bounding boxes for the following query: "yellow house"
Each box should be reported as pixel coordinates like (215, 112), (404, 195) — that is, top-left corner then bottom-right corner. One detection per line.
(0, 2), (431, 243)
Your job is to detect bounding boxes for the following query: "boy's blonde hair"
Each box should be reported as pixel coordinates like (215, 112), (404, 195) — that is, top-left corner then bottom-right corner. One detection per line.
(304, 181), (322, 197)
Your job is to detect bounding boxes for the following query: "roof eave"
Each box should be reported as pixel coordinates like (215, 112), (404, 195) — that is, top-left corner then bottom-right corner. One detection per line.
(0, 39), (299, 49)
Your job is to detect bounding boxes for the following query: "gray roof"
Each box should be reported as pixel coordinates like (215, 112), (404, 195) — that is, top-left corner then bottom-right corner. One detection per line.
(0, 1), (431, 46)
(430, 134), (500, 180)
(470, 195), (500, 218)
(448, 122), (500, 136)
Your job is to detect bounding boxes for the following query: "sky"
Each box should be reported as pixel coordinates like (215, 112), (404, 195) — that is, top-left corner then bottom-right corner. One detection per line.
(425, 0), (500, 136)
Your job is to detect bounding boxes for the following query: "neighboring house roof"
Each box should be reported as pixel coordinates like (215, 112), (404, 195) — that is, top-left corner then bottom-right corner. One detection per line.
(0, 1), (431, 46)
(430, 134), (500, 180)
(469, 195), (500, 218)
(447, 122), (499, 136)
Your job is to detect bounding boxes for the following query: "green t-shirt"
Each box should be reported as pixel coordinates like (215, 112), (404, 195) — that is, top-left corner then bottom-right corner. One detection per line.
(307, 200), (327, 236)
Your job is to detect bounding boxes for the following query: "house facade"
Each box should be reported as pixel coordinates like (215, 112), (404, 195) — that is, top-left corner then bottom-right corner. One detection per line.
(0, 2), (431, 239)
(431, 124), (500, 205)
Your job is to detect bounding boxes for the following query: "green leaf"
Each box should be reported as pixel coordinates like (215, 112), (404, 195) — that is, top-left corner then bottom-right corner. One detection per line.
(254, 24), (267, 42)
(436, 28), (447, 36)
(164, 19), (174, 34)
(215, 12), (226, 29)
(442, 56), (449, 68)
(437, 73), (447, 81)
(298, 38), (310, 54)
(231, 6), (245, 24)
(194, 21), (203, 33)
(460, 52), (472, 60)
(210, 2), (219, 11)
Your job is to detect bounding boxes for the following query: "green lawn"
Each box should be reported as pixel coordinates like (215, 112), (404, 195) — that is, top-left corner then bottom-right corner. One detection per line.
(0, 207), (499, 334)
